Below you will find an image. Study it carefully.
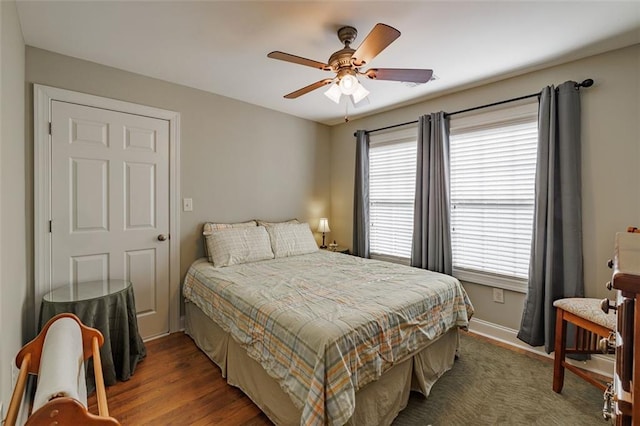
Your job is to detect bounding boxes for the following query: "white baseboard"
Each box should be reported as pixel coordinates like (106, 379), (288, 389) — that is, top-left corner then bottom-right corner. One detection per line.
(468, 317), (614, 379)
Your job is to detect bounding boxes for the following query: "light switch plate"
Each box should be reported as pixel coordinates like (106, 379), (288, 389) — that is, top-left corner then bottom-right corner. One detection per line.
(183, 198), (193, 212)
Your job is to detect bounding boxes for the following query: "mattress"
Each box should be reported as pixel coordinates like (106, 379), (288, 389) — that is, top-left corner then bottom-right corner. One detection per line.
(183, 251), (473, 425)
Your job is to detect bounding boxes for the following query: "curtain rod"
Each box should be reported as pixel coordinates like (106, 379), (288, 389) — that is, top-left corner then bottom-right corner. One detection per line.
(354, 78), (593, 137)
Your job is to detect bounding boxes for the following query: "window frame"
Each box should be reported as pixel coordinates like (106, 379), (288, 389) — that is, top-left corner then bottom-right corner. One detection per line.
(364, 102), (538, 293)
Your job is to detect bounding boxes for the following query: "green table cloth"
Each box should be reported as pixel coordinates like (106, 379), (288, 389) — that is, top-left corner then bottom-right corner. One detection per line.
(39, 280), (146, 394)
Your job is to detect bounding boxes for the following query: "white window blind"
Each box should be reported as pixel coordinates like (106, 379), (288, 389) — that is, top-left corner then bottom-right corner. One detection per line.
(449, 103), (538, 285)
(369, 128), (417, 259)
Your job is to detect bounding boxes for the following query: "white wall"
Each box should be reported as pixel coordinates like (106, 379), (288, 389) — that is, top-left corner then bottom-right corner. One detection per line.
(330, 44), (640, 331)
(0, 0), (27, 412)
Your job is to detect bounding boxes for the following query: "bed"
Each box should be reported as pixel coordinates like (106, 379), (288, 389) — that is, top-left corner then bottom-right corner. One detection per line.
(183, 221), (474, 425)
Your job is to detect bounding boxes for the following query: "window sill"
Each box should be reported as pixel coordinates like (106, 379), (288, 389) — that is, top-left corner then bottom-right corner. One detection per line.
(453, 268), (527, 293)
(368, 258), (528, 293)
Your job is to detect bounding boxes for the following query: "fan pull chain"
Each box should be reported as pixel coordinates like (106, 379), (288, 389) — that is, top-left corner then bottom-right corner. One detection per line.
(344, 101), (350, 123)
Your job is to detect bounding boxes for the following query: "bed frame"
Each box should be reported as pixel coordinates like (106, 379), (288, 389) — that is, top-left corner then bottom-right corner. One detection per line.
(185, 301), (459, 425)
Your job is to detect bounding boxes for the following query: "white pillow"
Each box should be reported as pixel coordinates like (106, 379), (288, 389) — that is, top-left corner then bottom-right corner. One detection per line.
(209, 226), (274, 267)
(266, 222), (318, 258)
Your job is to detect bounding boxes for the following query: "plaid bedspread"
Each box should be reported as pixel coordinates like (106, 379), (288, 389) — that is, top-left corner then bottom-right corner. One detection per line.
(183, 251), (473, 426)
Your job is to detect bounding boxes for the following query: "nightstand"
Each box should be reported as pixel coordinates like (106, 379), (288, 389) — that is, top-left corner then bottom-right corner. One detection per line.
(322, 246), (350, 255)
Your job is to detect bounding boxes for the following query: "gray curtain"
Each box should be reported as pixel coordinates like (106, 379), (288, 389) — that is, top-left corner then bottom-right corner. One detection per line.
(518, 81), (584, 353)
(353, 130), (370, 258)
(411, 112), (452, 274)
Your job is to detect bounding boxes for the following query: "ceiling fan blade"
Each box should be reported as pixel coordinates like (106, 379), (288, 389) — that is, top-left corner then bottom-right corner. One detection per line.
(268, 51), (330, 70)
(364, 68), (433, 83)
(351, 23), (401, 67)
(284, 79), (334, 99)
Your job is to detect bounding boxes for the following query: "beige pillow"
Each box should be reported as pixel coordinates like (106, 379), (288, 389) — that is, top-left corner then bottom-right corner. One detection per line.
(266, 222), (318, 258)
(203, 220), (257, 262)
(208, 226), (274, 267)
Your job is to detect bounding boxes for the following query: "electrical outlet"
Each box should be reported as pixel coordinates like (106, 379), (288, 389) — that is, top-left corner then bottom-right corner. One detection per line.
(492, 288), (505, 304)
(182, 198), (193, 212)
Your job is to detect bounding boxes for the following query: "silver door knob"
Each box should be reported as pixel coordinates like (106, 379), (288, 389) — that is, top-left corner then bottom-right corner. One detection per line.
(157, 234), (168, 241)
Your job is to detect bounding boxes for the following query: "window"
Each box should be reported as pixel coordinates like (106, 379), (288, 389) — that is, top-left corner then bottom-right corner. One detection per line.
(449, 103), (538, 291)
(367, 103), (538, 291)
(369, 128), (417, 262)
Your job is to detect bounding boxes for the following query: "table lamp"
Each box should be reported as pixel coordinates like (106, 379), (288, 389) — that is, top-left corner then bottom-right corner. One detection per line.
(317, 218), (331, 248)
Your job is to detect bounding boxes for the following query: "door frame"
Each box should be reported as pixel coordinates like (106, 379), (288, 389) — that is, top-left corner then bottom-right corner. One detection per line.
(34, 84), (181, 335)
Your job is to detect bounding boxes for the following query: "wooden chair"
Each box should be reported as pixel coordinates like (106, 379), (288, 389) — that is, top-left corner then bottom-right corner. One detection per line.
(5, 313), (120, 425)
(553, 298), (616, 393)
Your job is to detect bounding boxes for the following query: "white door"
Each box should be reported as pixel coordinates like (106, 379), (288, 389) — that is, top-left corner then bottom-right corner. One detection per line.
(50, 100), (170, 339)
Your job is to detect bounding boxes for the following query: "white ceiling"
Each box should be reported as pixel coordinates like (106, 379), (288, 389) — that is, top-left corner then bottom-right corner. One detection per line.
(16, 1), (640, 126)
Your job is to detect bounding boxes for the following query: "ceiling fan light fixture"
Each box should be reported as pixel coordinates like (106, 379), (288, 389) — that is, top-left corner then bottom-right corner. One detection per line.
(351, 83), (370, 104)
(339, 74), (358, 95)
(269, 24), (433, 106)
(324, 83), (342, 104)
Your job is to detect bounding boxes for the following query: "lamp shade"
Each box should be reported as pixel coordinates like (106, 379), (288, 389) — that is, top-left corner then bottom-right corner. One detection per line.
(324, 83), (342, 104)
(317, 218), (331, 233)
(339, 74), (358, 95)
(351, 83), (370, 104)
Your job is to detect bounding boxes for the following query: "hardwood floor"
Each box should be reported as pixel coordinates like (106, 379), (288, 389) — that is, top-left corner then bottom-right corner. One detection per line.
(88, 332), (272, 425)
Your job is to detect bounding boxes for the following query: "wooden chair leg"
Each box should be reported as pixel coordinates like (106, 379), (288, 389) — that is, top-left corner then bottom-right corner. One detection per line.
(553, 309), (567, 393)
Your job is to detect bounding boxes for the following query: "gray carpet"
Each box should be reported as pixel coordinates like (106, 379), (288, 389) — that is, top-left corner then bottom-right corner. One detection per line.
(393, 333), (607, 426)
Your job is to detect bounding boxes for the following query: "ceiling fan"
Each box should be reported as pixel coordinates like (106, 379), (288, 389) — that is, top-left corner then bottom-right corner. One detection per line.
(267, 23), (433, 106)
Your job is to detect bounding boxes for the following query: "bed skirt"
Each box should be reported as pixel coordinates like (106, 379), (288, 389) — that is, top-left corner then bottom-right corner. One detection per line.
(184, 301), (459, 425)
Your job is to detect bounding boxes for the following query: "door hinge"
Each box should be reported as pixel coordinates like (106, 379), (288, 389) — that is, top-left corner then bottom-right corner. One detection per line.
(48, 122), (52, 135)
(49, 220), (52, 233)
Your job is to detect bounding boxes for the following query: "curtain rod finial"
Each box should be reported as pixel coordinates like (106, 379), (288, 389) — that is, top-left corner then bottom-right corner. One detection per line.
(578, 78), (594, 88)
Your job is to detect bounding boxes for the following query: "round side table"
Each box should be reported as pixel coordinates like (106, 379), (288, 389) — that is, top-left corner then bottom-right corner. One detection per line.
(40, 279), (146, 393)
